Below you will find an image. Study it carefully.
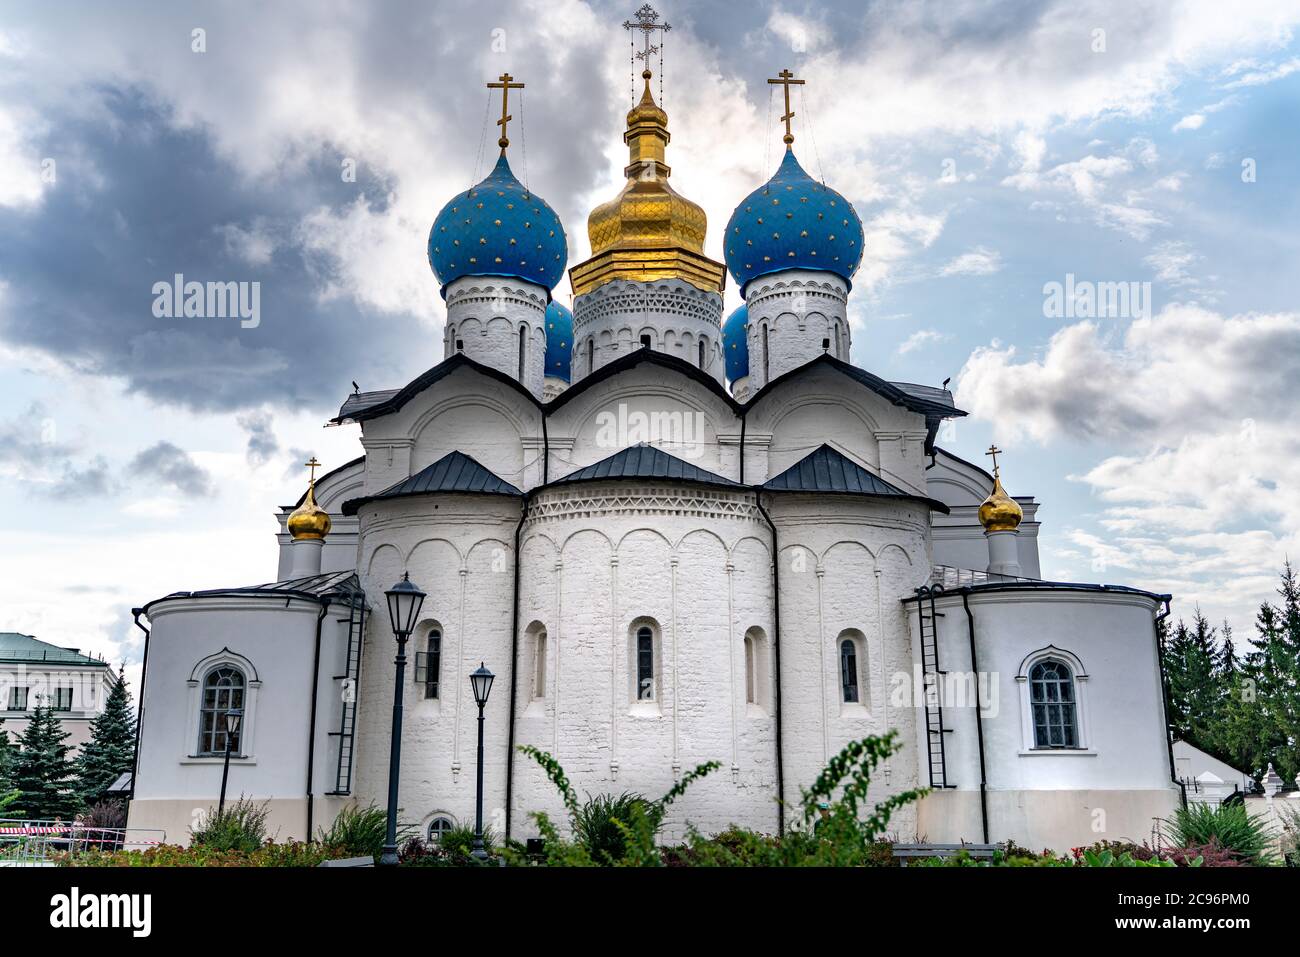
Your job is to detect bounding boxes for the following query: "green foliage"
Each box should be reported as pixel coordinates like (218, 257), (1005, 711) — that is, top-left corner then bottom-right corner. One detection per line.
(315, 803), (400, 863)
(437, 823), (495, 859)
(10, 698), (81, 820)
(0, 788), (19, 817)
(1166, 801), (1276, 866)
(58, 841), (335, 868)
(75, 666), (135, 805)
(191, 797), (270, 854)
(516, 746), (720, 865)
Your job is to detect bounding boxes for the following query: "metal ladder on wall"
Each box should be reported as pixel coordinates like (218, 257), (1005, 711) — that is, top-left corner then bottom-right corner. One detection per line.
(914, 585), (954, 788)
(327, 595), (366, 796)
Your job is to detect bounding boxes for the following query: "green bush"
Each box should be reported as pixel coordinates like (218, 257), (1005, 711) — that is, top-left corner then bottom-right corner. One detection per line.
(1165, 802), (1276, 866)
(57, 841), (334, 867)
(191, 797), (269, 854)
(316, 804), (397, 863)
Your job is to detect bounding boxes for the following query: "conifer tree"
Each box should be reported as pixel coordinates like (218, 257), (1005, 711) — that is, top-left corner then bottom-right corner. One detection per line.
(10, 698), (81, 820)
(76, 666), (136, 804)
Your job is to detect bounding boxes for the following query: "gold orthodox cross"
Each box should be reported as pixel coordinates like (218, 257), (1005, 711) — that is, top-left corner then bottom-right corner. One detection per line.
(985, 445), (1003, 478)
(487, 72), (525, 153)
(624, 3), (671, 70)
(306, 456), (322, 483)
(767, 68), (805, 146)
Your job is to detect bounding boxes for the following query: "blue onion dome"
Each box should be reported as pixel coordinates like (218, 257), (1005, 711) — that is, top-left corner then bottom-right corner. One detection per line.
(428, 154), (568, 296)
(544, 300), (573, 382)
(722, 304), (749, 381)
(723, 149), (864, 295)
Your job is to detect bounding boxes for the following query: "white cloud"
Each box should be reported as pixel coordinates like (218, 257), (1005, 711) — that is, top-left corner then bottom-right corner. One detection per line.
(940, 246), (1003, 277)
(897, 328), (948, 354)
(1223, 55), (1300, 87)
(1173, 113), (1205, 131)
(1145, 240), (1201, 285)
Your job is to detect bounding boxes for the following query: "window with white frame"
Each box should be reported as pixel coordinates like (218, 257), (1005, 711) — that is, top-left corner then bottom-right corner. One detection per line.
(198, 666), (245, 756)
(531, 627), (547, 700)
(636, 625), (654, 700)
(1029, 659), (1079, 748)
(415, 625), (442, 700)
(743, 626), (769, 710)
(52, 686), (73, 711)
(427, 816), (455, 843)
(7, 685), (27, 711)
(628, 620), (661, 705)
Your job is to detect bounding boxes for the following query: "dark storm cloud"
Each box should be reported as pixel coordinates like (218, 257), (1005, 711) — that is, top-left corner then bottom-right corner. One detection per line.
(0, 88), (420, 414)
(128, 440), (213, 496)
(237, 409), (279, 467)
(0, 401), (117, 499)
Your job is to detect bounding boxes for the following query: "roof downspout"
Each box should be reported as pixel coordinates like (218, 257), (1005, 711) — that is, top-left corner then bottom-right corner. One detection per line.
(1152, 596), (1186, 808)
(129, 608), (151, 800)
(738, 408), (746, 484)
(505, 491), (532, 840)
(960, 591), (990, 843)
(754, 493), (785, 837)
(305, 598), (329, 841)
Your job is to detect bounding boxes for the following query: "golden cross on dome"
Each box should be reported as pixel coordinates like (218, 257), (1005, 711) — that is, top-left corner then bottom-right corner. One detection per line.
(985, 445), (1003, 479)
(624, 3), (670, 71)
(768, 69), (806, 146)
(305, 456), (322, 484)
(487, 72), (525, 154)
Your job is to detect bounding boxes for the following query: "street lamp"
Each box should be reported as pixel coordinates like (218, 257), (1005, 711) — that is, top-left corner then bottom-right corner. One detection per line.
(469, 662), (494, 862)
(217, 708), (243, 817)
(379, 572), (426, 867)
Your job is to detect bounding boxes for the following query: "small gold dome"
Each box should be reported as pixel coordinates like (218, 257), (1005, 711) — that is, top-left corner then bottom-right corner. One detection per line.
(287, 481), (331, 540)
(978, 476), (1023, 533)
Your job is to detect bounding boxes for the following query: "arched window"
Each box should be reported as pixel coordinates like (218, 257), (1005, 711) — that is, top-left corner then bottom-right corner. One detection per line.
(518, 326), (527, 378)
(697, 339), (706, 369)
(198, 666), (245, 756)
(1030, 659), (1078, 748)
(586, 337), (594, 374)
(636, 625), (654, 700)
(532, 629), (547, 700)
(839, 639), (860, 704)
(640, 333), (652, 349)
(416, 628), (442, 700)
(762, 324), (770, 380)
(744, 634), (756, 703)
(427, 816), (455, 843)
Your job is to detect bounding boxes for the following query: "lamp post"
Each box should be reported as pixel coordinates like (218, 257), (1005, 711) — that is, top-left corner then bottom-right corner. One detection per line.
(469, 662), (495, 862)
(217, 708), (243, 817)
(379, 572), (426, 867)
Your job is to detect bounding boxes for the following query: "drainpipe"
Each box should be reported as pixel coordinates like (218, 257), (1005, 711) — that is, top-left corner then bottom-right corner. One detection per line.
(754, 494), (785, 836)
(1152, 596), (1186, 808)
(960, 592), (990, 843)
(305, 598), (330, 841)
(129, 609), (151, 801)
(504, 491), (531, 840)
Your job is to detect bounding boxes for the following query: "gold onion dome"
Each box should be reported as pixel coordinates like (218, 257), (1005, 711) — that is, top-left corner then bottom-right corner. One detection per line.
(288, 478), (331, 540)
(978, 475), (1023, 533)
(569, 70), (725, 297)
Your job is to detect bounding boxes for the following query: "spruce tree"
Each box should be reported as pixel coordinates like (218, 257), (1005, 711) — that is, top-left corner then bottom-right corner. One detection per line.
(76, 666), (136, 804)
(10, 698), (82, 820)
(0, 721), (18, 817)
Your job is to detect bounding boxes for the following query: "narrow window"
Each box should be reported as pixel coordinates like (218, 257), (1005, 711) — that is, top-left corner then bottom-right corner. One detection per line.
(7, 685), (27, 711)
(1030, 660), (1078, 748)
(744, 635), (756, 704)
(455, 338), (464, 352)
(640, 333), (652, 349)
(532, 630), (547, 700)
(198, 666), (245, 756)
(698, 339), (706, 368)
(840, 639), (860, 703)
(53, 687), (73, 711)
(636, 626), (654, 700)
(518, 326), (527, 378)
(418, 629), (442, 700)
(762, 324), (770, 380)
(586, 337), (594, 374)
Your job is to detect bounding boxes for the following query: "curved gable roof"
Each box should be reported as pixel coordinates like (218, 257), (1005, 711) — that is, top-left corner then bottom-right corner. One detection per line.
(764, 444), (949, 513)
(745, 354), (965, 419)
(341, 450), (521, 515)
(330, 353), (543, 425)
(544, 347), (742, 414)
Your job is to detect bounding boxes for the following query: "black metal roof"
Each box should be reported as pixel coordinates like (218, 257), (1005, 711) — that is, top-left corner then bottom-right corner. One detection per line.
(763, 444), (950, 513)
(143, 570), (364, 615)
(747, 354), (964, 419)
(331, 353), (543, 424)
(285, 455), (366, 509)
(548, 443), (742, 489)
(545, 347), (743, 414)
(341, 450), (521, 515)
(904, 579), (1171, 604)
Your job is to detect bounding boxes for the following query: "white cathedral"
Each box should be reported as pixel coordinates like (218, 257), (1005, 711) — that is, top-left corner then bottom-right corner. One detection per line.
(126, 35), (1181, 853)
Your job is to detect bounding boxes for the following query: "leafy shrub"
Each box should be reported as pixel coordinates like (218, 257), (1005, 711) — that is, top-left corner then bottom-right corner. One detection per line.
(191, 797), (269, 854)
(316, 803), (397, 863)
(573, 793), (657, 865)
(1165, 802), (1276, 866)
(437, 824), (495, 860)
(56, 841), (334, 867)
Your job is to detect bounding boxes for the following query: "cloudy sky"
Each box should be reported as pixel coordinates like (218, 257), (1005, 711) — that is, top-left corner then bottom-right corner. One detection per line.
(2, 0), (1299, 689)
